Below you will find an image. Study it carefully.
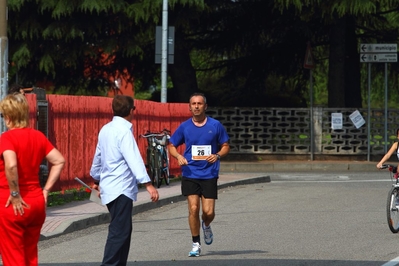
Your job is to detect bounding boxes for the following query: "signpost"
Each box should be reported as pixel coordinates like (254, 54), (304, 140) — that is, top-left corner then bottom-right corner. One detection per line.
(304, 43), (315, 69)
(161, 0), (168, 103)
(360, 43), (398, 160)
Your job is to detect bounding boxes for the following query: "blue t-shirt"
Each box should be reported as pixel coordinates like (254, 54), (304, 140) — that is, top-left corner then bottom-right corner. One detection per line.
(170, 117), (229, 179)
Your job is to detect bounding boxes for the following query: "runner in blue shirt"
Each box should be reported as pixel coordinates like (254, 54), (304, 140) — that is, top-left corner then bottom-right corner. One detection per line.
(169, 92), (230, 257)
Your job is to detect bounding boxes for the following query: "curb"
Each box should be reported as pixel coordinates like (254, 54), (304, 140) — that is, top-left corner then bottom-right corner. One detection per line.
(218, 175), (271, 189)
(220, 162), (377, 172)
(40, 213), (111, 241)
(40, 175), (271, 241)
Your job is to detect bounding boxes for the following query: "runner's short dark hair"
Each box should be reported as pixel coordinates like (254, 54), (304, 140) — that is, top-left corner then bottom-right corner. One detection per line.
(189, 92), (207, 104)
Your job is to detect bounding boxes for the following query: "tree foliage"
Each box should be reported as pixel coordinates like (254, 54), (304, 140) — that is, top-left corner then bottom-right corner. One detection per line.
(7, 0), (204, 95)
(274, 0), (399, 107)
(7, 0), (399, 107)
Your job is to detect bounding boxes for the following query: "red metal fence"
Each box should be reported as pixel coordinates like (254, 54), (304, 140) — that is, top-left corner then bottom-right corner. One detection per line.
(25, 94), (190, 191)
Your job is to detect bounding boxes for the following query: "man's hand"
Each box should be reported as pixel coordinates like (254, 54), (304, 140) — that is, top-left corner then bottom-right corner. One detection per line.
(169, 144), (188, 166)
(92, 183), (99, 191)
(145, 183), (159, 202)
(176, 154), (189, 166)
(206, 154), (219, 164)
(92, 184), (101, 198)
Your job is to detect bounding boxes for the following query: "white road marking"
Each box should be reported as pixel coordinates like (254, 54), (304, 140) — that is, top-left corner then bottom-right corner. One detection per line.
(272, 179), (393, 183)
(382, 256), (399, 266)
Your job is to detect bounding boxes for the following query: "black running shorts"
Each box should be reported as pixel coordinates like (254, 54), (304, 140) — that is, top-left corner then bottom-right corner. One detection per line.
(181, 177), (218, 199)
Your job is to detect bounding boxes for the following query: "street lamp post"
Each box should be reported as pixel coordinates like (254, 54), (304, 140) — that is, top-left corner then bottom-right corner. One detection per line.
(0, 0), (7, 132)
(160, 0), (168, 103)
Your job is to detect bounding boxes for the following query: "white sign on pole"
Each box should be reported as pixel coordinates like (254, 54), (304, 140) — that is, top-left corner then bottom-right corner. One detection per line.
(360, 43), (397, 53)
(360, 53), (397, 63)
(331, 113), (343, 130)
(359, 43), (397, 63)
(349, 110), (366, 129)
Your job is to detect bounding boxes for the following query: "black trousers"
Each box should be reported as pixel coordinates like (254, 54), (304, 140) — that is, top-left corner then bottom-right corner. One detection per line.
(101, 194), (133, 266)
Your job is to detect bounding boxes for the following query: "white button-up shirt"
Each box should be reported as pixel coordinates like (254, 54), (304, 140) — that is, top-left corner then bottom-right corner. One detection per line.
(90, 116), (150, 205)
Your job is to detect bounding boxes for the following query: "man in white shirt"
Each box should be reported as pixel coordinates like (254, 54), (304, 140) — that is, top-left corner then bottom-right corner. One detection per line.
(90, 95), (159, 266)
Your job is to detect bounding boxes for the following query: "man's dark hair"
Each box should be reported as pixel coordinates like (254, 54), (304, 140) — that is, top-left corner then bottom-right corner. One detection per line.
(8, 83), (23, 94)
(189, 92), (207, 104)
(112, 95), (134, 117)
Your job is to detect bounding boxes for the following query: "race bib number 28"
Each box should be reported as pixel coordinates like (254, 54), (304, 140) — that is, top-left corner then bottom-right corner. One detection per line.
(191, 145), (211, 160)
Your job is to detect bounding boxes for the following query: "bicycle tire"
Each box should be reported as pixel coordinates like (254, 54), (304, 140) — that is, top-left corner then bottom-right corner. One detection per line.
(387, 186), (399, 233)
(154, 152), (161, 188)
(161, 150), (170, 186)
(146, 148), (155, 186)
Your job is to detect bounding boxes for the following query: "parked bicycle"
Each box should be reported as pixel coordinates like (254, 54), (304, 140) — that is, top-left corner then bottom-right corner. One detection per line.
(381, 164), (399, 233)
(140, 129), (171, 188)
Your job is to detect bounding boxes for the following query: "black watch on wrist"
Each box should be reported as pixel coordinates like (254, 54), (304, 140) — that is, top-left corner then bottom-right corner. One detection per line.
(216, 154), (221, 160)
(11, 191), (19, 197)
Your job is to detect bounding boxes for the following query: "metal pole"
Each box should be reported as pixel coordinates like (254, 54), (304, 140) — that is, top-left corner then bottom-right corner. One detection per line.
(0, 0), (7, 132)
(310, 69), (314, 161)
(384, 62), (388, 153)
(367, 63), (371, 161)
(160, 0), (168, 103)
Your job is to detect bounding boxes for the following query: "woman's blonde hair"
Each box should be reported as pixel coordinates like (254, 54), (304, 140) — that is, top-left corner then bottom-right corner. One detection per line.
(0, 93), (29, 128)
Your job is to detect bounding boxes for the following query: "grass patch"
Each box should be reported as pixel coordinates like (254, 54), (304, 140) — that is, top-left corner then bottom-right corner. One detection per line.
(47, 187), (91, 207)
(48, 176), (182, 207)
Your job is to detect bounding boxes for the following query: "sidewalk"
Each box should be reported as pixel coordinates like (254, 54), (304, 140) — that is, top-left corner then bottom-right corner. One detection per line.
(40, 160), (378, 240)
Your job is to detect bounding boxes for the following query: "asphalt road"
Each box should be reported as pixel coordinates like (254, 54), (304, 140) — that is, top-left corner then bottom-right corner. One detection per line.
(35, 170), (399, 266)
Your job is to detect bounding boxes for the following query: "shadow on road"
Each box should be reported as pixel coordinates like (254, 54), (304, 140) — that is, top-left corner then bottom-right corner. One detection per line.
(38, 258), (386, 266)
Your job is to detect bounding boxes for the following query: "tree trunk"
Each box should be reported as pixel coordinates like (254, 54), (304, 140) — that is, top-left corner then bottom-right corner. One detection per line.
(344, 16), (362, 108)
(168, 31), (198, 103)
(328, 16), (362, 108)
(328, 17), (347, 107)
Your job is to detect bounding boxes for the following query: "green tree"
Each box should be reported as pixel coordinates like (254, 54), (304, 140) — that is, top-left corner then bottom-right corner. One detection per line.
(174, 0), (315, 106)
(179, 0), (399, 107)
(7, 0), (204, 96)
(276, 0), (399, 107)
(8, 0), (399, 108)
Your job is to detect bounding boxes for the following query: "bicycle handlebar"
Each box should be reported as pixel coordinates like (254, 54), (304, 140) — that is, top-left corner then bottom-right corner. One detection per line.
(140, 129), (170, 138)
(140, 129), (170, 146)
(140, 133), (167, 138)
(381, 164), (397, 172)
(381, 164), (392, 169)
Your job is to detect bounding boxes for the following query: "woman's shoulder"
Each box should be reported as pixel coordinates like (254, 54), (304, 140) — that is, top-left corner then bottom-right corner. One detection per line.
(1, 128), (46, 143)
(26, 128), (48, 140)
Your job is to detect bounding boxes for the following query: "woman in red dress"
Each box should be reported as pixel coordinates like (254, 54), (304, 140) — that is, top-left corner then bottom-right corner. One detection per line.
(0, 93), (65, 266)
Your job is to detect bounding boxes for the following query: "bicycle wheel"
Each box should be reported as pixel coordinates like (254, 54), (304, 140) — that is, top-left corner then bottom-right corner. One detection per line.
(153, 152), (161, 188)
(161, 150), (170, 186)
(147, 149), (155, 186)
(387, 186), (399, 233)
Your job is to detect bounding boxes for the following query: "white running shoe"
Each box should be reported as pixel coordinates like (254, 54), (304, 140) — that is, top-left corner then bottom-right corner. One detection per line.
(202, 221), (213, 245)
(188, 242), (201, 257)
